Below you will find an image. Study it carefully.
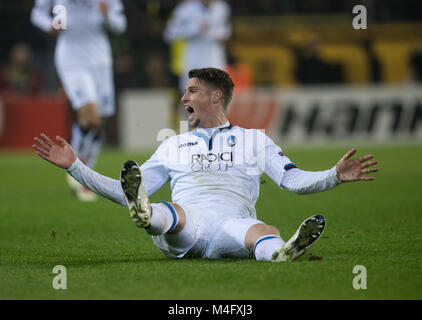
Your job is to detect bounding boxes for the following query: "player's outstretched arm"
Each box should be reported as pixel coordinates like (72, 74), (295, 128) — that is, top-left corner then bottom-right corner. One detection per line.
(33, 133), (127, 206)
(336, 148), (379, 182)
(33, 134), (76, 169)
(278, 147), (379, 195)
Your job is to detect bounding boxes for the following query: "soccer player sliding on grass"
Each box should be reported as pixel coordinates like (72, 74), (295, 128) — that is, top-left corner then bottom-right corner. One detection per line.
(33, 68), (378, 262)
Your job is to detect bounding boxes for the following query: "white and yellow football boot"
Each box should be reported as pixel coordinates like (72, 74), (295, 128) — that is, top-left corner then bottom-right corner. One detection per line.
(271, 215), (326, 262)
(120, 160), (151, 228)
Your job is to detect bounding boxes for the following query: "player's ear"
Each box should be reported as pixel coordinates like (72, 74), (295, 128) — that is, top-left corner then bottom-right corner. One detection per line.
(212, 90), (222, 104)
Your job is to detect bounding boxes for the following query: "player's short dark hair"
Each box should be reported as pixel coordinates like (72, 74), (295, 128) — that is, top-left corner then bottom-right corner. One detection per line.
(188, 67), (235, 109)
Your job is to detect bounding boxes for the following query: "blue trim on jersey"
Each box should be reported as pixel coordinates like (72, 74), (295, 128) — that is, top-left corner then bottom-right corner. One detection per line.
(157, 201), (178, 233)
(209, 129), (221, 150)
(193, 123), (234, 150)
(253, 235), (279, 253)
(191, 131), (210, 149)
(219, 124), (234, 133)
(210, 124), (234, 149)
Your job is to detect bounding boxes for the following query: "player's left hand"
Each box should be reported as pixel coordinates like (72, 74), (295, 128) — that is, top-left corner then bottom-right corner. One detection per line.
(336, 148), (379, 182)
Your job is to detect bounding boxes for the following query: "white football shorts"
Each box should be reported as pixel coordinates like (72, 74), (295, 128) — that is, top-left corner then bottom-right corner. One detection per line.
(151, 203), (264, 259)
(56, 65), (115, 117)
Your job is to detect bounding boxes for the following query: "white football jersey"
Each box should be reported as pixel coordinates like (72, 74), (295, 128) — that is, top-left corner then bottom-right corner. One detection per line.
(140, 122), (293, 218)
(67, 123), (340, 216)
(31, 0), (126, 67)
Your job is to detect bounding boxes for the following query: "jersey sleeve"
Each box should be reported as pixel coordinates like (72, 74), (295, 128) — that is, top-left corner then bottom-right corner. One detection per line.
(67, 158), (126, 206)
(280, 166), (342, 195)
(31, 0), (54, 33)
(140, 141), (171, 197)
(258, 131), (342, 194)
(257, 132), (296, 186)
(65, 140), (170, 205)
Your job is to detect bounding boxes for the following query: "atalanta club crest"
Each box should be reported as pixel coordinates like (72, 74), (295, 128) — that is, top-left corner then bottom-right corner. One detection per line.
(227, 135), (237, 147)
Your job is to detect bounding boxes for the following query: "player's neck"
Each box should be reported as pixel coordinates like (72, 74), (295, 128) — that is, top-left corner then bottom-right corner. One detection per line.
(198, 114), (228, 129)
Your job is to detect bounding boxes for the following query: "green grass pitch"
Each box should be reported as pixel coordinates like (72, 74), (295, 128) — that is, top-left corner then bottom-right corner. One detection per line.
(0, 144), (421, 299)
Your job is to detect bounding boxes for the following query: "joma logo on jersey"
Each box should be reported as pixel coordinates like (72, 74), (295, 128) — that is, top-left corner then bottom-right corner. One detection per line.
(178, 141), (198, 148)
(191, 152), (233, 172)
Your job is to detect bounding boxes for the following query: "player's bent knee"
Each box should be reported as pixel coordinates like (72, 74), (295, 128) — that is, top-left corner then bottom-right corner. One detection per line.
(264, 225), (280, 236)
(248, 223), (280, 237)
(244, 223), (280, 251)
(167, 202), (186, 234)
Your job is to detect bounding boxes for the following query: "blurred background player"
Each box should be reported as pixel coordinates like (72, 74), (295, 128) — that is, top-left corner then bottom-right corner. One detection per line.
(163, 0), (231, 129)
(31, 0), (127, 201)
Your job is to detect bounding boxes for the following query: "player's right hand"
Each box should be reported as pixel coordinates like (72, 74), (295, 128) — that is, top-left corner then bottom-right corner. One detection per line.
(33, 134), (76, 169)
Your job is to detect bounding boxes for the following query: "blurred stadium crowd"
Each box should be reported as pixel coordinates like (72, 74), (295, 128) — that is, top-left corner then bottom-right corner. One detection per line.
(1, 0), (422, 94)
(0, 0), (421, 147)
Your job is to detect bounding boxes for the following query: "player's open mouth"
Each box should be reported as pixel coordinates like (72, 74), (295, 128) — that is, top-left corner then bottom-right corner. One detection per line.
(186, 106), (194, 119)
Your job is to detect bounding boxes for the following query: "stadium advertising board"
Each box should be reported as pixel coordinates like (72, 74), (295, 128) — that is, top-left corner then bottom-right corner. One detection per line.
(229, 86), (422, 144)
(274, 86), (422, 143)
(0, 95), (69, 149)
